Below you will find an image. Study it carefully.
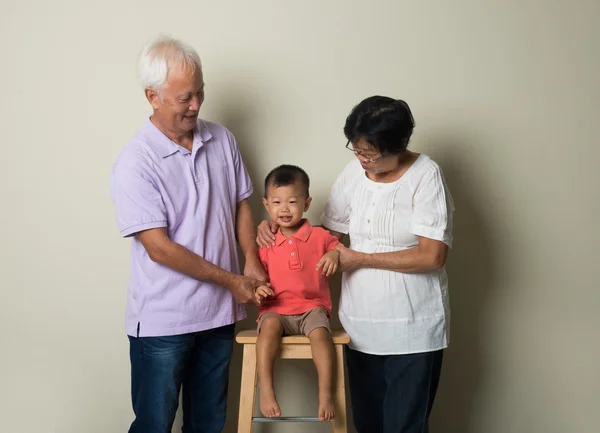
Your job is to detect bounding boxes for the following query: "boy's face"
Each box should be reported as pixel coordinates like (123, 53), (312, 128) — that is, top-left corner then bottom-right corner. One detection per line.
(262, 181), (312, 230)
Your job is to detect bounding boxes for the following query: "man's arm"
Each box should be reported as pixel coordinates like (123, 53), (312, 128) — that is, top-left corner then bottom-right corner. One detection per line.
(236, 199), (269, 282)
(337, 236), (448, 274)
(136, 227), (259, 304)
(236, 199), (260, 263)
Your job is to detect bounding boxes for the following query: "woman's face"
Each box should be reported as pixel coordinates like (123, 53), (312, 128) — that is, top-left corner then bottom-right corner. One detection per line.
(350, 138), (400, 175)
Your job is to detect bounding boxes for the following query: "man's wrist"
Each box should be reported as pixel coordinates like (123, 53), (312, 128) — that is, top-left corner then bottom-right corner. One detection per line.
(244, 249), (261, 263)
(214, 269), (237, 290)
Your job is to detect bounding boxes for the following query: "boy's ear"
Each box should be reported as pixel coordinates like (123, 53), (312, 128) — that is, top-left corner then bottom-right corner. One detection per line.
(304, 196), (312, 211)
(262, 197), (268, 209)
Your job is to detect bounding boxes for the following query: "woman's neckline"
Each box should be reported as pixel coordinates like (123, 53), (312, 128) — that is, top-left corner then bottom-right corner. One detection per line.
(363, 153), (426, 186)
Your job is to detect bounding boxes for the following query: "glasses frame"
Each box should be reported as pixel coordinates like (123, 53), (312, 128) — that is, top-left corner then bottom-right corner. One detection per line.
(345, 141), (387, 163)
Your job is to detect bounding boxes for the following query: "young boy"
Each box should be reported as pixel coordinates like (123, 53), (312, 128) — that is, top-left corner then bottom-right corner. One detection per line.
(254, 164), (340, 421)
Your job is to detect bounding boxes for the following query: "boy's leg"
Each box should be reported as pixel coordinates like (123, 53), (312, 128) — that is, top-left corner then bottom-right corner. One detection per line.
(256, 314), (284, 417)
(302, 309), (335, 421)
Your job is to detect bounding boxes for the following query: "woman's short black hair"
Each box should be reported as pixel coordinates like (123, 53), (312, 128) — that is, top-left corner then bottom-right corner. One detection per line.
(343, 96), (415, 154)
(264, 164), (310, 198)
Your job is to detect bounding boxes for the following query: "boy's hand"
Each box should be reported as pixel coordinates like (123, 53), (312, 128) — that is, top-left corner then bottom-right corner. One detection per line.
(316, 250), (340, 276)
(254, 284), (274, 305)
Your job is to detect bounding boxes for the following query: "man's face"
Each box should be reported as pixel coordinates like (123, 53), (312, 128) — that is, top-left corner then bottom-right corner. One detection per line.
(147, 66), (204, 134)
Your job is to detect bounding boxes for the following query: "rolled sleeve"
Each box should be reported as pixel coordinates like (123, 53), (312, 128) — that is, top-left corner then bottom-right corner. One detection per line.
(410, 167), (454, 247)
(321, 167), (352, 234)
(110, 163), (167, 238)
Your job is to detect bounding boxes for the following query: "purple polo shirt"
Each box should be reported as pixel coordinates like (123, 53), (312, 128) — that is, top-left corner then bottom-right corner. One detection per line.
(110, 118), (252, 337)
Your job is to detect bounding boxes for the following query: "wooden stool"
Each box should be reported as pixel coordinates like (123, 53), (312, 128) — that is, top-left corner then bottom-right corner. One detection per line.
(236, 329), (350, 433)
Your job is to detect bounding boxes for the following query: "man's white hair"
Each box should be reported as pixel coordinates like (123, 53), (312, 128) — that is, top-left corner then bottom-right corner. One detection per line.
(138, 35), (202, 93)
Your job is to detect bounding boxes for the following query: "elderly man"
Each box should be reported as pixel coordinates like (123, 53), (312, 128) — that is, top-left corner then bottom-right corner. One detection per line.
(110, 36), (270, 433)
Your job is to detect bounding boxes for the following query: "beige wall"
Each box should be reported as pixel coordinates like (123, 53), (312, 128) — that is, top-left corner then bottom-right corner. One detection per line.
(1, 1), (598, 432)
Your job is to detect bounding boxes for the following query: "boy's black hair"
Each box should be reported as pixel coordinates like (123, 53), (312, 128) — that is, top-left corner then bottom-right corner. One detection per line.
(264, 164), (310, 198)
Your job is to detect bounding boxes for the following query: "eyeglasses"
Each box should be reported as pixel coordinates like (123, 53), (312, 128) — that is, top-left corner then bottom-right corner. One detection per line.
(345, 141), (387, 163)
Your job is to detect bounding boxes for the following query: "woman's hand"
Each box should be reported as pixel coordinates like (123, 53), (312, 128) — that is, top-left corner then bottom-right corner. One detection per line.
(335, 244), (365, 272)
(256, 220), (279, 248)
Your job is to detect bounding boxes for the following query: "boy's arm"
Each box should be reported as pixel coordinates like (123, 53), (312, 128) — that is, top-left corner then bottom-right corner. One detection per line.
(316, 248), (340, 276)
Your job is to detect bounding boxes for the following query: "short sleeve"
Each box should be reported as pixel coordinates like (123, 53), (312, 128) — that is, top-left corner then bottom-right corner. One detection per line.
(258, 247), (269, 272)
(321, 162), (356, 234)
(325, 233), (340, 252)
(227, 131), (254, 202)
(110, 163), (167, 237)
(410, 166), (454, 247)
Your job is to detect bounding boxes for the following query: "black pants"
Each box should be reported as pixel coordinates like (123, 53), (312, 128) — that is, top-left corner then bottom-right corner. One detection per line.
(345, 346), (443, 433)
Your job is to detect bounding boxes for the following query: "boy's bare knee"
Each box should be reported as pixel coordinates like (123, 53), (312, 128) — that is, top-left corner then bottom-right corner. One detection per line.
(307, 327), (330, 341)
(259, 317), (284, 336)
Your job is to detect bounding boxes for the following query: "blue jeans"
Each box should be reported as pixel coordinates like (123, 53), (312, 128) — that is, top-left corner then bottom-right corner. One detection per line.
(128, 324), (235, 433)
(345, 346), (443, 433)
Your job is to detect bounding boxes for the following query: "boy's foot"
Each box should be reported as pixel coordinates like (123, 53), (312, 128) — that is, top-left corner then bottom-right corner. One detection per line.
(260, 390), (281, 418)
(318, 392), (335, 421)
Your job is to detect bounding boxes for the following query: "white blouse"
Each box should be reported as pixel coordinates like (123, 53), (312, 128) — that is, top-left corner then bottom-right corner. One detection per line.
(321, 155), (454, 355)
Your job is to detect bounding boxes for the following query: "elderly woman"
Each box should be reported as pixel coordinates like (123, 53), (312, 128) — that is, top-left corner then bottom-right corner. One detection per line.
(257, 96), (453, 433)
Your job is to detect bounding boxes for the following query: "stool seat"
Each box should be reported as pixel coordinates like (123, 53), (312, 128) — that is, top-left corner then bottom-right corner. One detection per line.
(236, 328), (349, 433)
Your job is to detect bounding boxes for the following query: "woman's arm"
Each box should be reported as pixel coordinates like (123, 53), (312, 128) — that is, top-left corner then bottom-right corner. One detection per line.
(321, 225), (346, 242)
(338, 161), (453, 274)
(336, 236), (448, 274)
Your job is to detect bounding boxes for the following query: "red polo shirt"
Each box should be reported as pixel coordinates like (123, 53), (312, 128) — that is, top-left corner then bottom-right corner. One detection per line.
(258, 219), (339, 318)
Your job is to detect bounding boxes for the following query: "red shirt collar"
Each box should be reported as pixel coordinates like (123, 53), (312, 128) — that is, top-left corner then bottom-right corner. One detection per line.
(274, 219), (313, 246)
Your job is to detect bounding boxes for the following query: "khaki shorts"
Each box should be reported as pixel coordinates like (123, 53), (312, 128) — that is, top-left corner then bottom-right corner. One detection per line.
(257, 308), (331, 337)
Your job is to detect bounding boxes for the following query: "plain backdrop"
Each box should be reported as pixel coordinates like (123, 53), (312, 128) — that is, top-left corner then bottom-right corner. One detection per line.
(1, 1), (598, 432)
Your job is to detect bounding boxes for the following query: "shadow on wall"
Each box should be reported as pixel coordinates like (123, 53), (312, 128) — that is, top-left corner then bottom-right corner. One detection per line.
(428, 137), (499, 433)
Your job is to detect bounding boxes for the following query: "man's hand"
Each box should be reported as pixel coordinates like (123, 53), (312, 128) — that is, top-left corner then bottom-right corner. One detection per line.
(254, 284), (274, 305)
(226, 275), (267, 305)
(256, 220), (278, 248)
(316, 250), (340, 276)
(335, 244), (364, 272)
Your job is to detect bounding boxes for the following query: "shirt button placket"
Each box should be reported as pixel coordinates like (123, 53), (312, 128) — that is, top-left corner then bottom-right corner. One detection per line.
(366, 191), (381, 239)
(288, 239), (301, 270)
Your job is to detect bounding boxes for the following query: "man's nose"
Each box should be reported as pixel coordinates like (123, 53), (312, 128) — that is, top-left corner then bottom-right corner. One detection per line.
(189, 95), (201, 111)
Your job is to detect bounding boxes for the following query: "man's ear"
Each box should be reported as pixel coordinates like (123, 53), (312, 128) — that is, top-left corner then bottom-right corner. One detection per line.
(304, 196), (312, 211)
(145, 88), (161, 110)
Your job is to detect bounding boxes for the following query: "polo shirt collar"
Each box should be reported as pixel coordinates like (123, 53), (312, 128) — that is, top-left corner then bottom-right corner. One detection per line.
(141, 117), (213, 158)
(274, 219), (313, 246)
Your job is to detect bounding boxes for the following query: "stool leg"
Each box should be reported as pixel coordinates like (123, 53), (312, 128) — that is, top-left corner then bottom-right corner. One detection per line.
(238, 344), (257, 433)
(331, 344), (347, 433)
